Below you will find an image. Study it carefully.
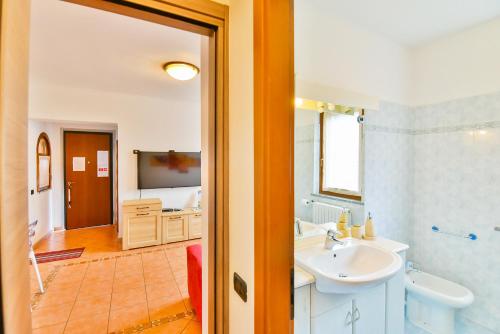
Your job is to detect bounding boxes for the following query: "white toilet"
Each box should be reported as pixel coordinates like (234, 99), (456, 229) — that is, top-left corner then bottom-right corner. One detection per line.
(405, 270), (474, 334)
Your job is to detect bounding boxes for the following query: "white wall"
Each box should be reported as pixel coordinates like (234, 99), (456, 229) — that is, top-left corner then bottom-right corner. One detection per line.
(228, 0), (254, 333)
(29, 83), (201, 234)
(412, 17), (500, 106)
(295, 0), (412, 105)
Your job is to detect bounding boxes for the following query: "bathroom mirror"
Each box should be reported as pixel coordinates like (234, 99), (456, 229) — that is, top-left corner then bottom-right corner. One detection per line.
(36, 132), (52, 192)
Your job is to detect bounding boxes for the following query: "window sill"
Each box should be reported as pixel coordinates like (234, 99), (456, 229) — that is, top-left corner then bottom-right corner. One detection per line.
(311, 193), (364, 205)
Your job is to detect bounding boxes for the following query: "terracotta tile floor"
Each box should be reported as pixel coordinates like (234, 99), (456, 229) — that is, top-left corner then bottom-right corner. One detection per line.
(31, 225), (202, 334)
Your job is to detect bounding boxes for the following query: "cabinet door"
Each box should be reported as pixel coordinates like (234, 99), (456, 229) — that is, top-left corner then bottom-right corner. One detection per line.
(188, 213), (202, 239)
(294, 285), (311, 334)
(163, 215), (189, 243)
(126, 212), (161, 249)
(353, 284), (386, 334)
(311, 299), (352, 334)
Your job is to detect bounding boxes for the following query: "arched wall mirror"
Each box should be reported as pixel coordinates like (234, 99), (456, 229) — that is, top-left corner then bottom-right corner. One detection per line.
(37, 132), (52, 192)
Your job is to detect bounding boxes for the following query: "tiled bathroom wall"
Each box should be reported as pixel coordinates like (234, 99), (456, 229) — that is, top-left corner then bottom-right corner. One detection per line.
(411, 93), (500, 333)
(364, 94), (500, 333)
(295, 93), (500, 333)
(364, 102), (414, 245)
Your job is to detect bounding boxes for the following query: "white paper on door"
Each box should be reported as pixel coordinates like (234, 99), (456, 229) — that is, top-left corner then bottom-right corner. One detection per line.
(72, 157), (86, 172)
(97, 150), (109, 177)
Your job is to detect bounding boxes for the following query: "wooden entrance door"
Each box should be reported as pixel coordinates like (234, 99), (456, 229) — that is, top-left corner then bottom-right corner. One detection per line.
(64, 131), (113, 229)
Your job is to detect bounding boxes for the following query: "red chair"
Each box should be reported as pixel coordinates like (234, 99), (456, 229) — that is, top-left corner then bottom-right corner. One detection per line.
(186, 244), (202, 322)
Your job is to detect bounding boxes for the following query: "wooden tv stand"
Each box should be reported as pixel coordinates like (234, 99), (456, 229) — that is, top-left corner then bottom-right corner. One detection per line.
(122, 198), (202, 250)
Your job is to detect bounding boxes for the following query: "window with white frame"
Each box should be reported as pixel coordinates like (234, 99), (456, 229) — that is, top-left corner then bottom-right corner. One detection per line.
(319, 109), (364, 201)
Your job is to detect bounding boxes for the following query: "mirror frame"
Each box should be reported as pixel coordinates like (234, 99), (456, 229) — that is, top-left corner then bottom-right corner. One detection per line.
(36, 132), (52, 192)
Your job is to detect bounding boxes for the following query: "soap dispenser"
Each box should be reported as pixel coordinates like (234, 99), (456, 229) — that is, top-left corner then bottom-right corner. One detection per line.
(337, 210), (351, 238)
(351, 221), (363, 239)
(363, 212), (376, 240)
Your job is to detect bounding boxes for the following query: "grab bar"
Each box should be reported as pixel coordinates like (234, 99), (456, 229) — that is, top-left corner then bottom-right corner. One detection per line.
(431, 225), (477, 240)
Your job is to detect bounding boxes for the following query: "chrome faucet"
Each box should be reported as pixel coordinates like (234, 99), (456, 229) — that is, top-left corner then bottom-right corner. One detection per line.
(406, 261), (421, 273)
(324, 229), (344, 249)
(295, 218), (303, 237)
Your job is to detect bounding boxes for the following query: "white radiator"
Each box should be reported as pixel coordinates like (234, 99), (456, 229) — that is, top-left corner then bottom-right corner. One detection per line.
(312, 201), (350, 225)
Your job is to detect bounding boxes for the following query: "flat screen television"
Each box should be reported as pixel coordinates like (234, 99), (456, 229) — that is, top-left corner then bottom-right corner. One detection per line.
(137, 151), (201, 189)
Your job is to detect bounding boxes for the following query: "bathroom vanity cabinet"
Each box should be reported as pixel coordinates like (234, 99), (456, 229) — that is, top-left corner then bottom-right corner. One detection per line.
(295, 285), (311, 333)
(311, 284), (385, 334)
(295, 249), (407, 334)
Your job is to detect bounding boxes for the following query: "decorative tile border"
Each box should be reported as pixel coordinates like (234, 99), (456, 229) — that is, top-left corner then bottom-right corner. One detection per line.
(59, 247), (166, 267)
(365, 120), (500, 136)
(364, 124), (413, 135)
(109, 310), (194, 334)
(31, 265), (61, 309)
(413, 120), (500, 135)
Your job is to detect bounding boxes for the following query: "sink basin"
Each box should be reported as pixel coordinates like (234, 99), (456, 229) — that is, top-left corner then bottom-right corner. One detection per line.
(295, 241), (402, 294)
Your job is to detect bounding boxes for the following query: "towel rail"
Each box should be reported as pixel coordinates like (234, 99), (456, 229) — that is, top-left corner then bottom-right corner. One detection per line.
(431, 225), (477, 241)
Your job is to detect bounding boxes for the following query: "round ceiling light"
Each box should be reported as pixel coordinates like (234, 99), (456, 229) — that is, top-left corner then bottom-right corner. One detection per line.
(163, 62), (200, 81)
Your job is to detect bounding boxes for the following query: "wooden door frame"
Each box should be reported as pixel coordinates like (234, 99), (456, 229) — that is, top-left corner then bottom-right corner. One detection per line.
(62, 2), (230, 333)
(63, 130), (114, 230)
(0, 0), (229, 333)
(254, 0), (295, 333)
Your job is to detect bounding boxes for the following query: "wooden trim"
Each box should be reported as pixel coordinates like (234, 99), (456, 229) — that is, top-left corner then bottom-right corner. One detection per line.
(0, 0), (32, 332)
(319, 112), (363, 202)
(65, 0), (221, 35)
(60, 2), (229, 332)
(254, 0), (295, 333)
(36, 132), (52, 192)
(319, 189), (363, 201)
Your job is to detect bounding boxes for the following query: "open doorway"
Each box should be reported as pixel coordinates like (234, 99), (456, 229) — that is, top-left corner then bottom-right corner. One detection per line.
(20, 0), (229, 333)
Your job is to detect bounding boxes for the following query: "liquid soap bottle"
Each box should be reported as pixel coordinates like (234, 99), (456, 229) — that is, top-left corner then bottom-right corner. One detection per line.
(363, 212), (376, 240)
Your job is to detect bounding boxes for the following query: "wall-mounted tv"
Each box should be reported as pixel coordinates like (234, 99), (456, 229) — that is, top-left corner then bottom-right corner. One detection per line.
(136, 151), (201, 189)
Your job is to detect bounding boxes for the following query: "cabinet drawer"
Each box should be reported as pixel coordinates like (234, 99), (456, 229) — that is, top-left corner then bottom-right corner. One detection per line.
(162, 216), (189, 243)
(122, 203), (162, 213)
(188, 214), (202, 239)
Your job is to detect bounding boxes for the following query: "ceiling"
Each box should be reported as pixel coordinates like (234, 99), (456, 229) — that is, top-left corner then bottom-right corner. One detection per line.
(302, 0), (500, 47)
(30, 0), (201, 101)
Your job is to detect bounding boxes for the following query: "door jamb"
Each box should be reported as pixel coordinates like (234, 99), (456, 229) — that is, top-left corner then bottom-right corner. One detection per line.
(62, 1), (229, 333)
(254, 0), (295, 333)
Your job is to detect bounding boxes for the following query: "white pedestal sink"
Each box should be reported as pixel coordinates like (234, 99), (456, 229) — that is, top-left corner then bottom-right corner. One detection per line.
(295, 239), (402, 294)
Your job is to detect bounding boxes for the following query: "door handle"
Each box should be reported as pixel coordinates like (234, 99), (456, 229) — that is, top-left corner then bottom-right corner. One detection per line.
(353, 307), (361, 322)
(67, 182), (76, 209)
(345, 311), (353, 326)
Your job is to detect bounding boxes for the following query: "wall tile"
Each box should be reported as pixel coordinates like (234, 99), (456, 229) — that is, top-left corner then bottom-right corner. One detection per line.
(295, 93), (500, 333)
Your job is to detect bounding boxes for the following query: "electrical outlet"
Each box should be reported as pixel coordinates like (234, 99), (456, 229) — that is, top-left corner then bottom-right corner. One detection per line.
(233, 272), (247, 302)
